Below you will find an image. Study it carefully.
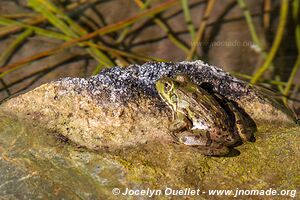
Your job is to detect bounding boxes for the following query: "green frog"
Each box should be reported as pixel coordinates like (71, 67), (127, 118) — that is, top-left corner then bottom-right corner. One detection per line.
(155, 74), (255, 156)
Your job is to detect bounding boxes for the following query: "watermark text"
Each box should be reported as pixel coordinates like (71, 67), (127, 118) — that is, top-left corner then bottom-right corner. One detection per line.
(111, 187), (297, 198)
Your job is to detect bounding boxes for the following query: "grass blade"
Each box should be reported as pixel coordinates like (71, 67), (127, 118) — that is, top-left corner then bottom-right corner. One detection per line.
(283, 0), (300, 104)
(181, 0), (196, 40)
(134, 0), (189, 53)
(28, 0), (114, 68)
(186, 0), (216, 60)
(250, 0), (289, 84)
(0, 29), (33, 67)
(0, 0), (177, 76)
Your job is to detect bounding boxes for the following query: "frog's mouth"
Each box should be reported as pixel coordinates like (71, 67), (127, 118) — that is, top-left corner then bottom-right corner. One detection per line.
(157, 92), (177, 114)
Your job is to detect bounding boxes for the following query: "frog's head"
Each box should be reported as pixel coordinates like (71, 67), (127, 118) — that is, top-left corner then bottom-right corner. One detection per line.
(155, 77), (179, 110)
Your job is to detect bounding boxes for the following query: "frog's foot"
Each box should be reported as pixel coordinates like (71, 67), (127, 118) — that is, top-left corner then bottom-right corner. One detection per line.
(196, 144), (230, 156)
(212, 94), (257, 143)
(235, 120), (256, 143)
(173, 131), (230, 156)
(178, 132), (210, 146)
(227, 101), (256, 143)
(168, 131), (181, 145)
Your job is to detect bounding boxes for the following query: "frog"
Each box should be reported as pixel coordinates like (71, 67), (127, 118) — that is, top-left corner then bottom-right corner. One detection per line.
(155, 74), (255, 156)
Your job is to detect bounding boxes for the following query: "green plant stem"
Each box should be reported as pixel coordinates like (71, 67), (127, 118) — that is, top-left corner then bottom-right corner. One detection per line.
(0, 13), (37, 19)
(237, 0), (284, 92)
(283, 56), (300, 104)
(28, 0), (114, 68)
(0, 0), (177, 77)
(263, 0), (271, 30)
(231, 72), (288, 86)
(283, 0), (300, 104)
(87, 42), (167, 62)
(115, 0), (152, 43)
(0, 29), (33, 67)
(181, 0), (196, 40)
(0, 16), (45, 38)
(0, 16), (163, 65)
(250, 0), (288, 84)
(0, 0), (95, 38)
(274, 75), (285, 94)
(237, 0), (262, 49)
(187, 0), (216, 60)
(293, 0), (300, 50)
(133, 0), (189, 53)
(153, 18), (189, 53)
(0, 17), (69, 40)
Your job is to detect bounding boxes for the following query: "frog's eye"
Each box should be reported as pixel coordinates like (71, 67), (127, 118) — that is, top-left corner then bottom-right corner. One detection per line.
(164, 82), (173, 92)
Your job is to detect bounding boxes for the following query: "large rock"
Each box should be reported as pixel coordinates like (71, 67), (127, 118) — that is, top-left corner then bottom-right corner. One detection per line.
(0, 60), (298, 199)
(1, 60), (296, 150)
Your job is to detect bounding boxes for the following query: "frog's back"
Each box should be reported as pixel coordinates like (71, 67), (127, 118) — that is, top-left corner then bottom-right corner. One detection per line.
(178, 84), (231, 130)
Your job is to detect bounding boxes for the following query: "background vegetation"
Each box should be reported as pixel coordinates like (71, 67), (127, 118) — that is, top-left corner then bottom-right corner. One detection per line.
(0, 0), (299, 115)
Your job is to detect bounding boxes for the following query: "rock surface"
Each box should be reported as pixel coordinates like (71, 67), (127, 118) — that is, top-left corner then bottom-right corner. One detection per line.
(0, 60), (299, 199)
(0, 60), (296, 151)
(0, 111), (299, 199)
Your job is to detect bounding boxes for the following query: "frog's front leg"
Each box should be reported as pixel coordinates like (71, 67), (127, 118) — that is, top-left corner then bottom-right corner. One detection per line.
(169, 112), (192, 132)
